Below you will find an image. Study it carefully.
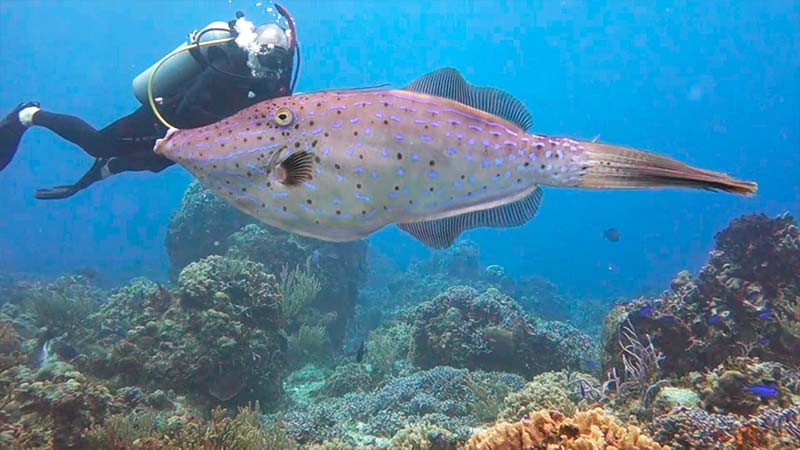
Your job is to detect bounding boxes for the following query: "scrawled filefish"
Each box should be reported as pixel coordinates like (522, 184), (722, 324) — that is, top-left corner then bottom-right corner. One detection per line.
(155, 68), (756, 248)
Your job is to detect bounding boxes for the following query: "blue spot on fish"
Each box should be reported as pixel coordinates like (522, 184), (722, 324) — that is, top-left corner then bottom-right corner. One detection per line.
(354, 193), (371, 203)
(397, 167), (405, 176)
(353, 166), (365, 174)
(495, 158), (504, 167)
(371, 171), (380, 179)
(420, 135), (433, 142)
(428, 170), (439, 179)
(446, 147), (457, 156)
(411, 153), (419, 161)
(382, 148), (390, 158)
(332, 122), (342, 128)
(303, 182), (317, 191)
(482, 159), (490, 169)
(394, 134), (404, 141)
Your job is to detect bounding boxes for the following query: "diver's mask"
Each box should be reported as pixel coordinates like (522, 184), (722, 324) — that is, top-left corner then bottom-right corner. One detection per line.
(256, 44), (291, 80)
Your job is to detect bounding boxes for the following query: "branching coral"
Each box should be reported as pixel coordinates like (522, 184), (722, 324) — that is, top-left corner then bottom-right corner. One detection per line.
(278, 264), (321, 326)
(464, 408), (666, 450)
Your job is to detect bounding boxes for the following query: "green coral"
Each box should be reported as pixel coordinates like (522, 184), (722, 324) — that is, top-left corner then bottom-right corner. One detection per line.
(363, 322), (413, 377)
(499, 370), (594, 420)
(28, 275), (100, 338)
(387, 421), (459, 450)
(278, 264), (322, 326)
(287, 324), (332, 369)
(321, 362), (376, 397)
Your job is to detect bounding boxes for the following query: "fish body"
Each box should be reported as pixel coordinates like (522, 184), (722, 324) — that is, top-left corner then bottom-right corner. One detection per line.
(155, 69), (757, 247)
(747, 384), (780, 398)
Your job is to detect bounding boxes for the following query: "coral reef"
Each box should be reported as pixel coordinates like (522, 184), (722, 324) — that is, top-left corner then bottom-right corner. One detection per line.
(498, 370), (600, 421)
(601, 213), (800, 378)
(647, 405), (800, 449)
(465, 408), (666, 450)
(81, 258), (287, 410)
(409, 286), (595, 377)
(164, 181), (252, 274)
(276, 366), (526, 446)
(166, 183), (368, 344)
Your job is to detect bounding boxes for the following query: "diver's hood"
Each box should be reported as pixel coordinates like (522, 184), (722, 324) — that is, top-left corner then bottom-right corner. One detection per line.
(254, 23), (290, 51)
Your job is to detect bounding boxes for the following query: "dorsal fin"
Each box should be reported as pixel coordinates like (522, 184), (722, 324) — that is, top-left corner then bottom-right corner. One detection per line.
(403, 68), (533, 131)
(398, 187), (543, 248)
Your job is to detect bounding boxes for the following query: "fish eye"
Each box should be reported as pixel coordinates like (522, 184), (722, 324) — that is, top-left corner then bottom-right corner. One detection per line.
(273, 107), (294, 126)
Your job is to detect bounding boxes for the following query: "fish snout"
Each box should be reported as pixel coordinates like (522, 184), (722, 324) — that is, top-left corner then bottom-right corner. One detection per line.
(153, 127), (181, 160)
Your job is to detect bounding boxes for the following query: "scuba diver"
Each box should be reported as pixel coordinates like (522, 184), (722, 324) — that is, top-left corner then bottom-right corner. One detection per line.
(0, 6), (300, 200)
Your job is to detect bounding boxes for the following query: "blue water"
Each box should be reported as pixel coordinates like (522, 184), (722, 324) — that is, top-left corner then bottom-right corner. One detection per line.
(1, 1), (797, 299)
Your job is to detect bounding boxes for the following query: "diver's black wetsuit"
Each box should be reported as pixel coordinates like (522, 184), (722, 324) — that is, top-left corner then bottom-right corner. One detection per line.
(27, 44), (293, 199)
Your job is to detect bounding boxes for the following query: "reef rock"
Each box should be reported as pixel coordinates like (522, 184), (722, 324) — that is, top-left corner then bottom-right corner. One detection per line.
(82, 257), (287, 410)
(409, 286), (596, 377)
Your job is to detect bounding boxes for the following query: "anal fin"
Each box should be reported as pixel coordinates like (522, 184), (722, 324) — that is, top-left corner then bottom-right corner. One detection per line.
(398, 187), (544, 248)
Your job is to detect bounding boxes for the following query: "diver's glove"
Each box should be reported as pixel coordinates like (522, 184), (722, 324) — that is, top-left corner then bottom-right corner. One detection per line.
(35, 185), (79, 200)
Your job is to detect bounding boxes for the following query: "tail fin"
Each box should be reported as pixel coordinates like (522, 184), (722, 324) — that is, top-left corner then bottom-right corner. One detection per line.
(578, 142), (757, 195)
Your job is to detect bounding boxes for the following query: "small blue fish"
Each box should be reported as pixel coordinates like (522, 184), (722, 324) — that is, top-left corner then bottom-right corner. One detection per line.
(708, 314), (721, 325)
(757, 309), (771, 320)
(758, 337), (770, 346)
(747, 384), (779, 398)
(638, 306), (654, 318)
(584, 360), (598, 370)
(658, 314), (676, 323)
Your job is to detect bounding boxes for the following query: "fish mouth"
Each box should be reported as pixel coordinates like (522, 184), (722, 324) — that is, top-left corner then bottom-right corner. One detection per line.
(153, 127), (180, 158)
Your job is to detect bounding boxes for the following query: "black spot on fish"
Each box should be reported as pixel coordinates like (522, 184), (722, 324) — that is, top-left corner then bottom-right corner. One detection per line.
(336, 210), (341, 215)
(315, 156), (321, 163)
(394, 185), (400, 191)
(384, 120), (389, 125)
(353, 131), (359, 136)
(356, 183), (362, 189)
(282, 206), (287, 211)
(295, 142), (301, 148)
(429, 160), (435, 166)
(335, 163), (341, 170)
(309, 120), (315, 126)
(397, 153), (403, 160)
(307, 199), (312, 204)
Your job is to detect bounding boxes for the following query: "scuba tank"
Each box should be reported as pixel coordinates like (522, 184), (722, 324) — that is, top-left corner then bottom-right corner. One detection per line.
(131, 21), (234, 105)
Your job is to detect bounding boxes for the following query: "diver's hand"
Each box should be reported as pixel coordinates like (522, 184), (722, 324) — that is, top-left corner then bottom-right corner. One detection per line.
(35, 185), (78, 200)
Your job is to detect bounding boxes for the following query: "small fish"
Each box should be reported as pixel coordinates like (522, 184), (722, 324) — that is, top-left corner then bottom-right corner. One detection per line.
(584, 360), (597, 370)
(638, 306), (654, 318)
(355, 339), (366, 363)
(747, 384), (780, 398)
(658, 314), (676, 323)
(757, 309), (771, 320)
(603, 228), (621, 242)
(155, 68), (757, 249)
(708, 314), (721, 325)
